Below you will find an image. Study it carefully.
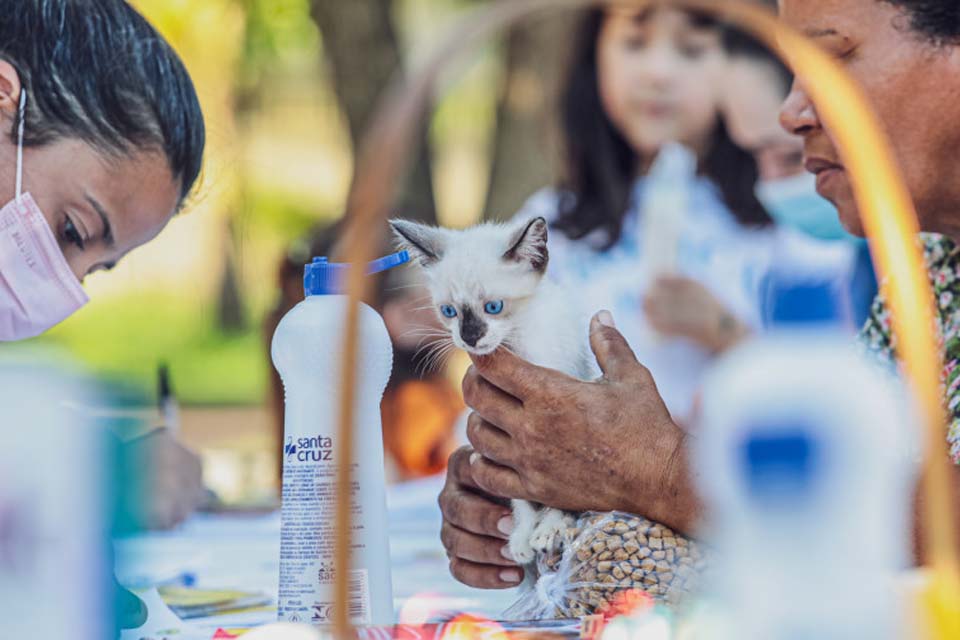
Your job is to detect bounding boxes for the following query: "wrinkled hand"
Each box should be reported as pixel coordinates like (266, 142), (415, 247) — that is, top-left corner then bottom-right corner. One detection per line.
(438, 446), (524, 589)
(119, 428), (205, 531)
(462, 312), (701, 533)
(643, 275), (750, 353)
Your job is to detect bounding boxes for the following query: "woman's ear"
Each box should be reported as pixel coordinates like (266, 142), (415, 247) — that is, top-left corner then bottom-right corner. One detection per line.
(0, 60), (22, 119)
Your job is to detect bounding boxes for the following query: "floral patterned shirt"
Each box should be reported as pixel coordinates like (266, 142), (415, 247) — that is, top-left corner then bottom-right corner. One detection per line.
(860, 233), (960, 463)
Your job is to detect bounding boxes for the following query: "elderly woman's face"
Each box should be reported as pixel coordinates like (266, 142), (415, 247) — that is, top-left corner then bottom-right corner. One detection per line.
(779, 0), (960, 237)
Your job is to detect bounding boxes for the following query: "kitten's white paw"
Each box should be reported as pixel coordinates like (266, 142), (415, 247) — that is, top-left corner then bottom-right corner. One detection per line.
(530, 510), (573, 554)
(509, 499), (539, 565)
(509, 535), (537, 565)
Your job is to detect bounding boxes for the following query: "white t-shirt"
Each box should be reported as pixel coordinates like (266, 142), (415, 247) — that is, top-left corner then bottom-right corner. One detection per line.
(515, 178), (855, 423)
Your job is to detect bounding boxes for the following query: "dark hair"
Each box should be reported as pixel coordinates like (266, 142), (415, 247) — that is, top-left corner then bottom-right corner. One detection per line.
(553, 8), (771, 249)
(0, 0), (206, 203)
(723, 27), (793, 97)
(882, 1), (960, 44)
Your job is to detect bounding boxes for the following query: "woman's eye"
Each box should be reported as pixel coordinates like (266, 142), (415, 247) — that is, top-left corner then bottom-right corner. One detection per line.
(679, 40), (709, 59)
(836, 46), (858, 62)
(820, 36), (857, 62)
(89, 262), (116, 275)
(440, 305), (458, 318)
(63, 216), (85, 250)
(484, 300), (504, 315)
(624, 35), (648, 51)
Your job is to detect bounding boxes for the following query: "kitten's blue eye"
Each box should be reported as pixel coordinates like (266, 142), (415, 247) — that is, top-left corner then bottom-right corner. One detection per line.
(440, 304), (458, 318)
(484, 300), (504, 315)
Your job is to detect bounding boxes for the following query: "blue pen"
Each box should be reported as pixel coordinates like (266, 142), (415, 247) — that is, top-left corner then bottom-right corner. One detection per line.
(156, 571), (196, 588)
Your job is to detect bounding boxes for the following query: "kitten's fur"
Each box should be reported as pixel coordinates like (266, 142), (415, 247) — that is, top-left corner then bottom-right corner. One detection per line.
(391, 216), (596, 564)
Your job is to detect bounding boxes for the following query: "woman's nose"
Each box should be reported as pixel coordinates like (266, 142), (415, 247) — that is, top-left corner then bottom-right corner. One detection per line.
(779, 77), (819, 137)
(641, 42), (679, 88)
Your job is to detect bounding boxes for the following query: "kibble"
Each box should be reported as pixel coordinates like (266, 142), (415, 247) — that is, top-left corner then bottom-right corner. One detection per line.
(538, 512), (710, 618)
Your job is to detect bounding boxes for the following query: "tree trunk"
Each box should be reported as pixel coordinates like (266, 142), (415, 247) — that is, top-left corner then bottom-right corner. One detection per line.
(310, 0), (437, 224)
(217, 218), (247, 333)
(482, 14), (575, 222)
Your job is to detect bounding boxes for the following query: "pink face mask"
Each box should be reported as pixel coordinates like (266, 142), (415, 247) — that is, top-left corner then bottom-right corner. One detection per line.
(0, 92), (88, 341)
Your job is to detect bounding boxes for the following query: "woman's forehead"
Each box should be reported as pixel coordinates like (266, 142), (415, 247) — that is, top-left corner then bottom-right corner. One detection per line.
(606, 5), (719, 34)
(779, 0), (872, 27)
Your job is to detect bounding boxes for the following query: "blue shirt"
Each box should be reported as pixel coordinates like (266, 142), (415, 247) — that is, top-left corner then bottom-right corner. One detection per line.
(515, 178), (856, 422)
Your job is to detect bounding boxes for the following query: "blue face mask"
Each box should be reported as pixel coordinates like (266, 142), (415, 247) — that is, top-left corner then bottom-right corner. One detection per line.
(756, 172), (864, 244)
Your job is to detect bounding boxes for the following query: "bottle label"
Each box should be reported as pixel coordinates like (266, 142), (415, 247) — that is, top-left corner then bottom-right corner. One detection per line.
(277, 434), (370, 625)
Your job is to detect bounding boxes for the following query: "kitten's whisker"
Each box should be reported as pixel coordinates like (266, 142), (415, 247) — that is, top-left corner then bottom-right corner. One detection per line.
(417, 345), (443, 377)
(409, 336), (447, 349)
(415, 346), (439, 377)
(414, 341), (443, 360)
(417, 339), (459, 377)
(384, 284), (427, 292)
(401, 328), (448, 340)
(430, 349), (456, 376)
(409, 304), (440, 313)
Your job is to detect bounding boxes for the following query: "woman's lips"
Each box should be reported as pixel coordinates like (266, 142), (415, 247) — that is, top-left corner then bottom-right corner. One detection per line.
(805, 158), (846, 195)
(639, 102), (676, 119)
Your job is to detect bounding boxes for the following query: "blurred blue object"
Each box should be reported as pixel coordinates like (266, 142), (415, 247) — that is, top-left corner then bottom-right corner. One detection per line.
(0, 361), (113, 639)
(762, 242), (878, 331)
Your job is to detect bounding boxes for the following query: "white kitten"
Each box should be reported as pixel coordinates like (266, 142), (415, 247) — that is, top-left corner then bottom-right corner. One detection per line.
(390, 216), (596, 565)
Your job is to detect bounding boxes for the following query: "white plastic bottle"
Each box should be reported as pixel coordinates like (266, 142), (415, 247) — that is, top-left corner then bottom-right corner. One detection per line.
(637, 143), (698, 345)
(638, 142), (697, 286)
(695, 283), (921, 640)
(272, 251), (409, 627)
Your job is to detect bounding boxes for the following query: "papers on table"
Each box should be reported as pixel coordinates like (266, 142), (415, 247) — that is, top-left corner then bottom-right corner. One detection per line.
(121, 588), (189, 640)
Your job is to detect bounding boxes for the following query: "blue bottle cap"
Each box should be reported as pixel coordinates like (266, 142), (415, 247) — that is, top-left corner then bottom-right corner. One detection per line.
(303, 251), (411, 296)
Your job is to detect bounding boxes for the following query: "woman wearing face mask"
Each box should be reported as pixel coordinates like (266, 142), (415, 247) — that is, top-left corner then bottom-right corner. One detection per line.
(722, 25), (879, 327)
(0, 0), (207, 628)
(0, 1), (204, 339)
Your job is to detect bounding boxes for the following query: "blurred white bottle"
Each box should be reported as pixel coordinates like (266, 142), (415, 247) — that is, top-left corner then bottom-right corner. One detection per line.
(696, 283), (921, 640)
(639, 143), (697, 281)
(638, 143), (698, 344)
(272, 251), (409, 627)
(0, 360), (111, 640)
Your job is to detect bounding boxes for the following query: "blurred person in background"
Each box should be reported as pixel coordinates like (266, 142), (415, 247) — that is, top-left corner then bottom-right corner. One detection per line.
(513, 5), (775, 426)
(440, 0), (960, 591)
(266, 222), (463, 485)
(722, 22), (878, 326)
(440, 2), (865, 590)
(0, 0), (207, 629)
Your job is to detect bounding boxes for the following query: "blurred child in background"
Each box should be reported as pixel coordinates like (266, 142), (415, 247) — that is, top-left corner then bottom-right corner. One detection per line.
(722, 25), (878, 327)
(514, 5), (774, 425)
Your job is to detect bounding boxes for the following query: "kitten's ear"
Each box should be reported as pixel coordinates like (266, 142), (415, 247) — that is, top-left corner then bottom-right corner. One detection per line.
(503, 217), (548, 273)
(390, 219), (445, 267)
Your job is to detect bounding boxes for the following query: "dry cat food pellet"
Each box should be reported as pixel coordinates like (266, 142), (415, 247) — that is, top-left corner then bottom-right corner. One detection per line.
(531, 512), (709, 619)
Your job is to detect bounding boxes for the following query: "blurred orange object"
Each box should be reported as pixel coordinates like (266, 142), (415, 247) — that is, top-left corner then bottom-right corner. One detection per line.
(381, 379), (464, 480)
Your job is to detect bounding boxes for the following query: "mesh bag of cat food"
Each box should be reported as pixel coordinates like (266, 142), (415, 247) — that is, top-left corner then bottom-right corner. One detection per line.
(505, 512), (710, 620)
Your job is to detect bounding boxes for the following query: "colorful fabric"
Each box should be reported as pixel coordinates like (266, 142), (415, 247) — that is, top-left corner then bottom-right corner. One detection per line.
(860, 233), (960, 463)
